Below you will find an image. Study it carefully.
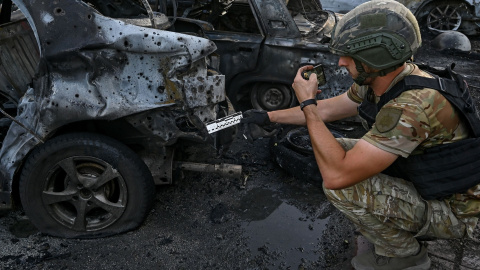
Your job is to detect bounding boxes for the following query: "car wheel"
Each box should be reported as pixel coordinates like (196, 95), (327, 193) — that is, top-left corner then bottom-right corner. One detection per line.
(424, 2), (467, 33)
(19, 132), (155, 238)
(250, 82), (296, 111)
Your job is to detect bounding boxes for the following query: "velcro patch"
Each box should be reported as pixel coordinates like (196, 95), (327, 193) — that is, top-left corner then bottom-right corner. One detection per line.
(360, 13), (387, 29)
(375, 107), (403, 133)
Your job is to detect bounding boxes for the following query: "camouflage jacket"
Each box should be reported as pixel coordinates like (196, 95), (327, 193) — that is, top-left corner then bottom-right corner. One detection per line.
(347, 63), (480, 218)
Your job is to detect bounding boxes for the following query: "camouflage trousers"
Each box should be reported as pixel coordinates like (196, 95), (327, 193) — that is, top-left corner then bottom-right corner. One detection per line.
(323, 138), (474, 257)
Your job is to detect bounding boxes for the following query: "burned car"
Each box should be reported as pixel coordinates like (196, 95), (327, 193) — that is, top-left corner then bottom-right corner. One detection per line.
(181, 0), (353, 110)
(321, 0), (480, 35)
(0, 0), (240, 238)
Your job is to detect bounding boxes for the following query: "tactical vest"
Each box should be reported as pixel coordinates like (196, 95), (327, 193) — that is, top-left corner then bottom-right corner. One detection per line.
(358, 64), (480, 200)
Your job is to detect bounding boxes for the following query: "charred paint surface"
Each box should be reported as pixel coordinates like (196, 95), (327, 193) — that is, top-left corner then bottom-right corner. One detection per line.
(185, 0), (353, 110)
(0, 0), (227, 199)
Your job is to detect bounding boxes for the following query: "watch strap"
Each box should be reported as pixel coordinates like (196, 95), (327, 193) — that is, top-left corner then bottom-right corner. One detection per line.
(300, 99), (317, 111)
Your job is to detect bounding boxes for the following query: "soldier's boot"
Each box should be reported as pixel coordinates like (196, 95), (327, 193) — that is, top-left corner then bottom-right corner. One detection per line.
(351, 244), (431, 270)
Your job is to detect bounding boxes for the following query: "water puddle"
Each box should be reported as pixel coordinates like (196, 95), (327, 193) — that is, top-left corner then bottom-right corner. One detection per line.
(237, 188), (329, 268)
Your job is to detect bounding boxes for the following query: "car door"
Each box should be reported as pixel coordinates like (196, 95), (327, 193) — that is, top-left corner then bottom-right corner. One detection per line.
(204, 1), (264, 86)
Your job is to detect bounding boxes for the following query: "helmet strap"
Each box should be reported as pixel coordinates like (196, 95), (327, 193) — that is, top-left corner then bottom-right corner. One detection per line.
(353, 59), (402, 86)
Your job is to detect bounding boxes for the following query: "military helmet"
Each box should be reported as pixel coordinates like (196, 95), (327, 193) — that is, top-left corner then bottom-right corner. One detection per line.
(329, 0), (422, 83)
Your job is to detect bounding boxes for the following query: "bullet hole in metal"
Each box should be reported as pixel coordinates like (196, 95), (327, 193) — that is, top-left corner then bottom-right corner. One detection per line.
(98, 26), (101, 30)
(46, 41), (51, 46)
(201, 50), (205, 55)
(144, 34), (149, 37)
(158, 86), (165, 94)
(140, 56), (144, 60)
(87, 14), (92, 20)
(54, 8), (65, 16)
(75, 94), (79, 98)
(124, 40), (129, 47)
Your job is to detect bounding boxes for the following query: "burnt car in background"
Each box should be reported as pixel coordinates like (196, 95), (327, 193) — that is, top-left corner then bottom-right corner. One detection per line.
(180, 0), (353, 110)
(321, 0), (480, 35)
(0, 0), (240, 238)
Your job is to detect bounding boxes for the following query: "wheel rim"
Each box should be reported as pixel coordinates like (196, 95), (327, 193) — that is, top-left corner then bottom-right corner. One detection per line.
(251, 83), (294, 110)
(261, 87), (284, 109)
(42, 156), (127, 232)
(427, 5), (462, 32)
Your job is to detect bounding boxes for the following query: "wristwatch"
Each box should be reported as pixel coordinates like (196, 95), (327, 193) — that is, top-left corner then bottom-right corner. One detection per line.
(300, 99), (317, 111)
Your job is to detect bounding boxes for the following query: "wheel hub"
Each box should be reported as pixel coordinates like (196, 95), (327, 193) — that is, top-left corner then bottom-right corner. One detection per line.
(263, 88), (283, 107)
(79, 188), (93, 199)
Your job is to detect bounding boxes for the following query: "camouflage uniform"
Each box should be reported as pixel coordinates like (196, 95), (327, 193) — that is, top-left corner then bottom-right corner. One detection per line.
(324, 63), (480, 257)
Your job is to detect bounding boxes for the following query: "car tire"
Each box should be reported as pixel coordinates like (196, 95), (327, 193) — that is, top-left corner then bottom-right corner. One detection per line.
(250, 82), (296, 111)
(19, 132), (155, 238)
(421, 1), (469, 33)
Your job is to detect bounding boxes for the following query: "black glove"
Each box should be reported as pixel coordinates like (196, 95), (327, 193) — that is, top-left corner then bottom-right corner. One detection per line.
(240, 110), (277, 142)
(241, 109), (271, 126)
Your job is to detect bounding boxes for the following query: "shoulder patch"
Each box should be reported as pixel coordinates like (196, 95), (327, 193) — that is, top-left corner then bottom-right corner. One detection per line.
(375, 107), (403, 133)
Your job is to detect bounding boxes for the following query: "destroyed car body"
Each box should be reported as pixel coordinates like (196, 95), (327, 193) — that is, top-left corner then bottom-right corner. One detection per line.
(0, 0), (240, 238)
(182, 0), (353, 110)
(321, 0), (480, 35)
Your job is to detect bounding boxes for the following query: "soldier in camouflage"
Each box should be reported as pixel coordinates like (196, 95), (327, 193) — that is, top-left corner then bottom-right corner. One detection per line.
(240, 0), (480, 269)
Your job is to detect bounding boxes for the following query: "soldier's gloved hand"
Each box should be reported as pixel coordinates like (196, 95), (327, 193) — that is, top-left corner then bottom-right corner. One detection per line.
(240, 110), (277, 142)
